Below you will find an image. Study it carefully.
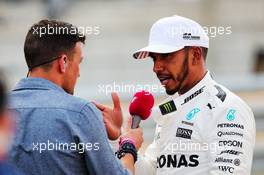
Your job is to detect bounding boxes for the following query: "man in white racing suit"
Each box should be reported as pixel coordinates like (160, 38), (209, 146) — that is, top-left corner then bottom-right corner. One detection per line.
(132, 15), (256, 175)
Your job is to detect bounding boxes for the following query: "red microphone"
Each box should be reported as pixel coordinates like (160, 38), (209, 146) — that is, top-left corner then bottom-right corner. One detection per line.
(129, 90), (154, 129)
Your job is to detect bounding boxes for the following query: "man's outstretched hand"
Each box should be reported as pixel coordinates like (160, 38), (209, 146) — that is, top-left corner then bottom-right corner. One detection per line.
(93, 92), (123, 140)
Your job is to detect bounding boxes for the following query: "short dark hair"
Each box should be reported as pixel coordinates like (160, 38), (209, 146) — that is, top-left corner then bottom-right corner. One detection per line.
(0, 76), (7, 115)
(24, 19), (86, 71)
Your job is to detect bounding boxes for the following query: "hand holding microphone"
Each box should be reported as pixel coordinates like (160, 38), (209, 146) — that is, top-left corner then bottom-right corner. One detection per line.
(94, 90), (154, 166)
(116, 90), (154, 166)
(121, 90), (155, 149)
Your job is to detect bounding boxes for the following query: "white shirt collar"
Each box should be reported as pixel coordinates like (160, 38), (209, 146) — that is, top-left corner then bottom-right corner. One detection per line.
(151, 70), (215, 124)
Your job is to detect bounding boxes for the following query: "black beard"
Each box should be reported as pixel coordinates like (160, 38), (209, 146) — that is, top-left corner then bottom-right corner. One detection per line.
(166, 87), (179, 95)
(165, 52), (189, 95)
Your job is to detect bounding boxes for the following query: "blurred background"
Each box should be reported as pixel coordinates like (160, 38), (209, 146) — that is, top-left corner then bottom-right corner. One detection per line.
(0, 0), (263, 174)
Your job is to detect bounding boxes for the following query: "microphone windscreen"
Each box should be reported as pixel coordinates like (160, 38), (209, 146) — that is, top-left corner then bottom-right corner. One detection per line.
(129, 90), (154, 120)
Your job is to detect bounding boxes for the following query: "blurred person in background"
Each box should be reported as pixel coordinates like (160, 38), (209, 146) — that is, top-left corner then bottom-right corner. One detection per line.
(0, 75), (20, 175)
(8, 19), (142, 175)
